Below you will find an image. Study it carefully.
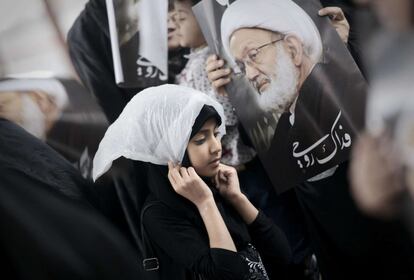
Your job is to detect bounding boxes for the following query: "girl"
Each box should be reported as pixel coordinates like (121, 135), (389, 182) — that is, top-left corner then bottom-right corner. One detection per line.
(92, 84), (291, 280)
(171, 1), (313, 273)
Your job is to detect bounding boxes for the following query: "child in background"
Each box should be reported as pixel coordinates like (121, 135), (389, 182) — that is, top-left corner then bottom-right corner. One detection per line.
(173, 0), (256, 167)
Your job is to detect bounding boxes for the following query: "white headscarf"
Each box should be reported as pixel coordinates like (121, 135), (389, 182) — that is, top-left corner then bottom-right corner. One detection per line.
(92, 84), (226, 181)
(221, 0), (323, 64)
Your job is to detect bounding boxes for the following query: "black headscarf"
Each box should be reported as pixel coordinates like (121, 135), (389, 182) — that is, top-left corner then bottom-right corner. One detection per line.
(145, 105), (250, 248)
(181, 105), (222, 167)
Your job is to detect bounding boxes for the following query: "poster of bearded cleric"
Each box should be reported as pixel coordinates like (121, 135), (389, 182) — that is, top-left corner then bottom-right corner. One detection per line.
(0, 78), (109, 180)
(194, 0), (367, 193)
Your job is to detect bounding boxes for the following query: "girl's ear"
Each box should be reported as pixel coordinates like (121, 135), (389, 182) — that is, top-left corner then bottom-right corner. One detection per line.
(181, 151), (192, 168)
(283, 35), (304, 67)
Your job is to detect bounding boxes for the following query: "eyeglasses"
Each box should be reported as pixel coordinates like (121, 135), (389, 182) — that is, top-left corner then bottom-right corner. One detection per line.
(234, 37), (285, 76)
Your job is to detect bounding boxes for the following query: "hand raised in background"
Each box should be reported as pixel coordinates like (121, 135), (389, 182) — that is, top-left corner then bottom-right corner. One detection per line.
(319, 6), (350, 43)
(205, 54), (231, 97)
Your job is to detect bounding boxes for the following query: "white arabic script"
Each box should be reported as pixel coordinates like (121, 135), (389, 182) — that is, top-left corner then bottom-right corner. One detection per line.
(292, 110), (352, 169)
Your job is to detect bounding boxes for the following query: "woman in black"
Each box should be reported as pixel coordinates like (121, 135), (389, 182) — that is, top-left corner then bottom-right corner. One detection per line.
(92, 84), (291, 280)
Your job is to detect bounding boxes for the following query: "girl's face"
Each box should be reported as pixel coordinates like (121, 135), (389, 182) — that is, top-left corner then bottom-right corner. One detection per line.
(187, 118), (222, 177)
(173, 1), (206, 48)
(167, 11), (180, 49)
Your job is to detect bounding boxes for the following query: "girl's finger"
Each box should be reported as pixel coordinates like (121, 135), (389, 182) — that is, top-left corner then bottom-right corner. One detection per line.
(219, 170), (228, 182)
(179, 167), (190, 180)
(168, 161), (173, 170)
(168, 171), (177, 187)
(169, 166), (183, 185)
(187, 167), (199, 179)
(214, 173), (220, 188)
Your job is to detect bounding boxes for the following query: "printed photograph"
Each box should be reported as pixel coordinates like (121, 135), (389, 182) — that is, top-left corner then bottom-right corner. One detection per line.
(195, 0), (367, 192)
(107, 0), (168, 87)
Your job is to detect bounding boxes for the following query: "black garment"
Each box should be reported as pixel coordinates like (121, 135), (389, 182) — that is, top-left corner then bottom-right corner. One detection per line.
(0, 118), (97, 206)
(238, 157), (312, 266)
(190, 105), (222, 139)
(0, 118), (141, 280)
(295, 162), (414, 280)
(67, 0), (188, 123)
(142, 165), (292, 280)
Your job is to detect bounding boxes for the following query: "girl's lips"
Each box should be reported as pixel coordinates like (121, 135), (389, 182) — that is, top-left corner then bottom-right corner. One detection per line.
(209, 158), (221, 166)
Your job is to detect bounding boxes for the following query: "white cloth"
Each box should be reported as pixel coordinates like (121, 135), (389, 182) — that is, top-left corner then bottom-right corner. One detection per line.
(92, 84), (226, 181)
(220, 0), (323, 65)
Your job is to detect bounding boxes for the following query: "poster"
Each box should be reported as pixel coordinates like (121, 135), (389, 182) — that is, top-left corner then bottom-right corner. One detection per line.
(194, 0), (367, 193)
(106, 0), (168, 88)
(0, 78), (109, 180)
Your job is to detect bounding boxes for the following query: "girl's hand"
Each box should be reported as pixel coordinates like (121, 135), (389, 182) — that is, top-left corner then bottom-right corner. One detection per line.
(214, 164), (243, 203)
(168, 162), (213, 207)
(205, 54), (231, 96)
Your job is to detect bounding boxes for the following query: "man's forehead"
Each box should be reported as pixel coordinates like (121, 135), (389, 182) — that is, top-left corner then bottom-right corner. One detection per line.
(231, 27), (273, 40)
(229, 28), (273, 54)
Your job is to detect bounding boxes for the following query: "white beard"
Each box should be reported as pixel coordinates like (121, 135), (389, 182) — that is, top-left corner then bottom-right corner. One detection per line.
(20, 95), (47, 140)
(255, 44), (299, 115)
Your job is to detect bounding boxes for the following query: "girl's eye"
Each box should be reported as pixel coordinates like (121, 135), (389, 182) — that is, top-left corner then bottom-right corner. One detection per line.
(214, 132), (220, 138)
(194, 138), (206, 145)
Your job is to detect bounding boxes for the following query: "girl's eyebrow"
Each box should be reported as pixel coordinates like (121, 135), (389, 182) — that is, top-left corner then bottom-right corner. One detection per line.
(196, 129), (209, 134)
(195, 124), (219, 136)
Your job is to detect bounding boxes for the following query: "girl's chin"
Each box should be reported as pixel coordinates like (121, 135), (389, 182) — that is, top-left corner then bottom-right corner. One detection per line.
(198, 166), (220, 178)
(179, 39), (190, 48)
